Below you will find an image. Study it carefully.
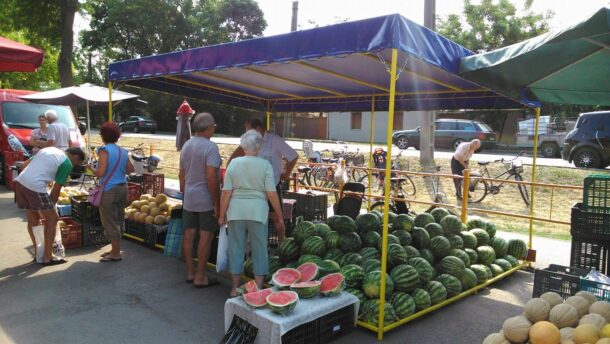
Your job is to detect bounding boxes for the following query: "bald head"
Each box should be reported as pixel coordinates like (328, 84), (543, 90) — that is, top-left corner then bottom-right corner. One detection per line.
(470, 139), (481, 150)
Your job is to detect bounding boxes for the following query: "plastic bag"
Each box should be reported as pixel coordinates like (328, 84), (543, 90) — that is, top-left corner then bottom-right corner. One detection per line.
(33, 225), (45, 263)
(163, 219), (183, 257)
(216, 225), (229, 273)
(53, 226), (65, 258)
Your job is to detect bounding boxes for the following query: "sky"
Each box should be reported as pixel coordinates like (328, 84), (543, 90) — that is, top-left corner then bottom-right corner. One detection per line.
(255, 0), (610, 36)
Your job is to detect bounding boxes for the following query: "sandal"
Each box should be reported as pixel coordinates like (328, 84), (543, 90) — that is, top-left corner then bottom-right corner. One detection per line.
(193, 278), (220, 289)
(40, 258), (68, 266)
(100, 252), (112, 258)
(99, 256), (122, 263)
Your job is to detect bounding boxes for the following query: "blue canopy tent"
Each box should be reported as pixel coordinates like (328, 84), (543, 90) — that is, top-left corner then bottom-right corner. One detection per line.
(108, 14), (531, 338)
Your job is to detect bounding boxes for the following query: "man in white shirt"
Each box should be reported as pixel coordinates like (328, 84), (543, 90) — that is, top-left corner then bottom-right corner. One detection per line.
(451, 139), (481, 199)
(44, 109), (71, 151)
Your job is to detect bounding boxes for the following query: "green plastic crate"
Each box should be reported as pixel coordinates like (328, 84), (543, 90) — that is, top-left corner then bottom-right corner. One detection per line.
(583, 174), (610, 213)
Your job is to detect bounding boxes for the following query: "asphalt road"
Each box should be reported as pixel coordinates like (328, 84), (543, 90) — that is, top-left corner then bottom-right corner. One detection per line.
(117, 131), (581, 168)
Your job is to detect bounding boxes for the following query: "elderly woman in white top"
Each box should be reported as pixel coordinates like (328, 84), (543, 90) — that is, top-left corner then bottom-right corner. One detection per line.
(218, 129), (284, 297)
(451, 138), (481, 199)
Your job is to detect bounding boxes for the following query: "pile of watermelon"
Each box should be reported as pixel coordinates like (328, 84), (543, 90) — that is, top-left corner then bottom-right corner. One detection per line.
(267, 209), (528, 327)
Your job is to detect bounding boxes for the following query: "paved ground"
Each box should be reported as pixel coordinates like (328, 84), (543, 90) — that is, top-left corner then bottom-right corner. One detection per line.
(0, 187), (565, 344)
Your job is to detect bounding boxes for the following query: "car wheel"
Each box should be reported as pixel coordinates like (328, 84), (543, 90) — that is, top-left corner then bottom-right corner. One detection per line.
(134, 126), (140, 133)
(0, 156), (4, 185)
(119, 126), (124, 133)
(573, 147), (602, 168)
(540, 142), (559, 158)
(151, 130), (156, 134)
(452, 139), (465, 151)
(396, 136), (409, 150)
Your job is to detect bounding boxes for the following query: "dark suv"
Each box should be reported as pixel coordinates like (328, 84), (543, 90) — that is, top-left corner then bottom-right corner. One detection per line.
(562, 111), (610, 169)
(392, 118), (497, 151)
(119, 115), (157, 133)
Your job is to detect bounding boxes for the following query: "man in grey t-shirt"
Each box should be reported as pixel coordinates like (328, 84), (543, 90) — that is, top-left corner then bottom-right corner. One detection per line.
(44, 109), (71, 151)
(179, 112), (222, 288)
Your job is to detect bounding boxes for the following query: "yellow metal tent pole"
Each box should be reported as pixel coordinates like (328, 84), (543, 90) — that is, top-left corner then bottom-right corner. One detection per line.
(368, 97), (376, 210)
(460, 169), (470, 222)
(108, 81), (113, 122)
(527, 107), (541, 263)
(266, 112), (271, 131)
(378, 48), (398, 341)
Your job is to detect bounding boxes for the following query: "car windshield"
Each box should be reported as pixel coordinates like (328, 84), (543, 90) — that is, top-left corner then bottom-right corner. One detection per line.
(2, 102), (75, 129)
(477, 123), (493, 132)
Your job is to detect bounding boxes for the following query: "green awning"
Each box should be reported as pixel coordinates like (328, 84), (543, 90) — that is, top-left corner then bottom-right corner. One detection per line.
(460, 7), (610, 106)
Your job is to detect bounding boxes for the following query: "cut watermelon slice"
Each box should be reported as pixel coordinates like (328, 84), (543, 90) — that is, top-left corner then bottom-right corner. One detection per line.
(290, 280), (321, 299)
(296, 262), (319, 282)
(271, 268), (301, 288)
(243, 288), (274, 308)
(319, 273), (345, 296)
(238, 280), (259, 295)
(266, 291), (299, 314)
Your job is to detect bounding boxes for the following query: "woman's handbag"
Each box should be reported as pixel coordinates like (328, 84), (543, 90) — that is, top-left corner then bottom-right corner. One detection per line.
(88, 148), (122, 207)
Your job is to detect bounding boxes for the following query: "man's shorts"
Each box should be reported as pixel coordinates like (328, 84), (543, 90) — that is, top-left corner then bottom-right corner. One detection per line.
(182, 209), (219, 232)
(15, 182), (54, 211)
(267, 182), (284, 213)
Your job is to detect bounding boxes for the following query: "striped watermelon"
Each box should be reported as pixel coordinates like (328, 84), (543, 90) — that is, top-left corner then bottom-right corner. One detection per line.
(438, 255), (466, 278)
(340, 264), (365, 288)
(448, 235), (464, 250)
(392, 230), (412, 246)
(430, 236), (452, 259)
(504, 255), (520, 267)
(363, 300), (399, 327)
(408, 257), (435, 284)
(393, 214), (415, 232)
(297, 254), (322, 266)
(359, 247), (379, 261)
(377, 234), (400, 251)
(450, 249), (471, 267)
(315, 223), (332, 239)
(465, 216), (487, 230)
(494, 259), (512, 272)
(440, 215), (463, 237)
(317, 259), (341, 277)
(469, 264), (489, 284)
(424, 280), (447, 305)
(460, 268), (477, 290)
(361, 259), (381, 273)
(424, 223), (444, 238)
(411, 288), (431, 311)
(476, 245), (496, 265)
(356, 213), (381, 233)
(460, 231), (478, 249)
(419, 248), (435, 265)
(507, 239), (528, 259)
(485, 222), (497, 239)
(346, 288), (366, 309)
(278, 238), (300, 262)
(430, 208), (450, 223)
(469, 228), (490, 246)
(339, 252), (363, 267)
(390, 264), (420, 292)
(331, 215), (358, 234)
(301, 236), (326, 257)
(464, 248), (478, 266)
(339, 232), (362, 252)
(243, 257), (254, 278)
(414, 213), (435, 228)
(268, 256), (282, 275)
(297, 262), (319, 282)
(362, 271), (394, 300)
(285, 261), (298, 269)
(293, 221), (317, 243)
(489, 264), (503, 277)
(390, 291), (416, 319)
(483, 265), (493, 280)
(403, 245), (421, 259)
(324, 231), (341, 250)
(361, 231), (381, 248)
(388, 244), (409, 267)
(435, 273), (462, 297)
(489, 236), (508, 257)
(411, 227), (431, 249)
(324, 248), (343, 262)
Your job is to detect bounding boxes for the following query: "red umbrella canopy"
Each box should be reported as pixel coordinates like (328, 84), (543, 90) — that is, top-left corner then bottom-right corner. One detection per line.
(0, 36), (44, 72)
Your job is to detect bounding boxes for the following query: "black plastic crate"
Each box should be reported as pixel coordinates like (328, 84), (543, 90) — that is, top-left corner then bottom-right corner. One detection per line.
(571, 202), (610, 241)
(580, 278), (610, 302)
(125, 219), (147, 239)
(533, 264), (589, 300)
(583, 175), (610, 212)
(144, 224), (168, 248)
(281, 316), (317, 344)
(82, 223), (109, 247)
(571, 236), (610, 275)
(70, 195), (101, 226)
(285, 191), (329, 221)
(317, 304), (355, 343)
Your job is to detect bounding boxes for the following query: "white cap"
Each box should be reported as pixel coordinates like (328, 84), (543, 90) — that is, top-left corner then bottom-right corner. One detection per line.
(45, 109), (57, 119)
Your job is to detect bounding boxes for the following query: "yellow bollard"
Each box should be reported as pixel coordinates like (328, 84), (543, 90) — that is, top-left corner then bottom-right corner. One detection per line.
(149, 144), (154, 156)
(460, 169), (470, 223)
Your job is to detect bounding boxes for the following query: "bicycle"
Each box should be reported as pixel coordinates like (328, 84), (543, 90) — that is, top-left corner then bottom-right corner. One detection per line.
(458, 152), (530, 205)
(312, 146), (365, 189)
(368, 175), (412, 215)
(359, 149), (416, 196)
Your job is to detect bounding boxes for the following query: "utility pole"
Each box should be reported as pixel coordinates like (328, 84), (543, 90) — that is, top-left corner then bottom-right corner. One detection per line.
(283, 1), (299, 137)
(291, 1), (298, 32)
(420, 0), (436, 166)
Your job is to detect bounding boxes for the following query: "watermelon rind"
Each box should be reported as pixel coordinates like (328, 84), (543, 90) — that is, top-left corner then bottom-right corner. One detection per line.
(290, 281), (321, 299)
(319, 272), (346, 296)
(243, 288), (274, 308)
(266, 291), (299, 314)
(237, 280), (259, 296)
(297, 262), (319, 282)
(271, 268), (301, 288)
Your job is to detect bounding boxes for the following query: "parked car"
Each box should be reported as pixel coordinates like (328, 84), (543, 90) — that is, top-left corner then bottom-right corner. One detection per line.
(119, 115), (157, 133)
(77, 116), (87, 135)
(392, 118), (497, 151)
(562, 111), (610, 169)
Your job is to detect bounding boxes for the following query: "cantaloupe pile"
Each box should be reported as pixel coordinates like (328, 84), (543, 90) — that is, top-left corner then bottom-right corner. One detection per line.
(125, 194), (176, 226)
(58, 187), (88, 205)
(484, 291), (610, 344)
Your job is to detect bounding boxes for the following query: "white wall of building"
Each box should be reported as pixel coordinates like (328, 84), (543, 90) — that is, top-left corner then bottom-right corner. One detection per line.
(327, 111), (424, 143)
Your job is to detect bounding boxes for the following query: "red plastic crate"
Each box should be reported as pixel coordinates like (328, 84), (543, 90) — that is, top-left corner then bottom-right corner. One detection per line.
(127, 182), (142, 204)
(4, 150), (24, 189)
(59, 217), (82, 249)
(143, 172), (164, 196)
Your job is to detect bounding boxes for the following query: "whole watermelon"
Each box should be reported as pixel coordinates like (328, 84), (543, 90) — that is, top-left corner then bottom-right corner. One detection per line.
(411, 288), (431, 311)
(424, 280), (447, 305)
(469, 228), (490, 246)
(390, 291), (416, 319)
(419, 248), (435, 265)
(359, 247), (379, 261)
(393, 214), (415, 232)
(339, 232), (362, 252)
(377, 234), (400, 251)
(438, 255), (466, 278)
(243, 257), (254, 278)
(469, 264), (489, 284)
(362, 271), (394, 300)
(268, 255), (282, 274)
(448, 235), (464, 250)
(465, 216), (488, 230)
(403, 245), (421, 259)
(363, 300), (399, 327)
(315, 223), (332, 239)
(430, 236), (452, 259)
(293, 221), (317, 243)
(424, 223), (444, 239)
(318, 259), (341, 277)
(507, 239), (528, 259)
(297, 254), (322, 266)
(414, 213), (435, 228)
(460, 231), (478, 249)
(476, 245), (496, 265)
(324, 248), (343, 262)
(449, 249), (471, 267)
(489, 236), (508, 258)
(430, 208), (450, 223)
(361, 231), (381, 248)
(408, 257), (435, 284)
(464, 248), (478, 266)
(301, 236), (326, 257)
(331, 215), (358, 234)
(340, 264), (365, 288)
(485, 222), (497, 239)
(392, 230), (412, 246)
(346, 288), (366, 309)
(504, 255), (520, 267)
(324, 231), (341, 250)
(387, 244), (409, 267)
(460, 268), (478, 290)
(356, 213), (380, 233)
(390, 264), (420, 292)
(278, 237), (300, 262)
(489, 264), (503, 277)
(435, 273), (462, 297)
(494, 258), (512, 272)
(339, 252), (363, 267)
(361, 259), (381, 273)
(440, 215), (463, 237)
(411, 227), (430, 249)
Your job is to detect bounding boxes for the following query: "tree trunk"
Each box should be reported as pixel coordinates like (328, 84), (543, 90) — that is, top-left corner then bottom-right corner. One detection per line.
(58, 0), (78, 87)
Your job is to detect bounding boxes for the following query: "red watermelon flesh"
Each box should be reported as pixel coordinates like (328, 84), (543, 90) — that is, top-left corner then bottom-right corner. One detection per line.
(297, 263), (319, 282)
(266, 291), (299, 314)
(239, 280), (259, 295)
(319, 273), (345, 296)
(243, 288), (274, 308)
(271, 268), (301, 287)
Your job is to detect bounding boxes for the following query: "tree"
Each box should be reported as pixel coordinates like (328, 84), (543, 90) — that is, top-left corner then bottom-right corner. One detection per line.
(437, 0), (553, 53)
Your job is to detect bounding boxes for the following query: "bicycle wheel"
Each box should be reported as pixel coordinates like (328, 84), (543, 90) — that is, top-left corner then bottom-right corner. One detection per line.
(514, 174), (530, 206)
(370, 201), (397, 214)
(400, 176), (416, 196)
(312, 166), (330, 188)
(350, 168), (367, 183)
(457, 179), (488, 203)
(358, 173), (380, 194)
